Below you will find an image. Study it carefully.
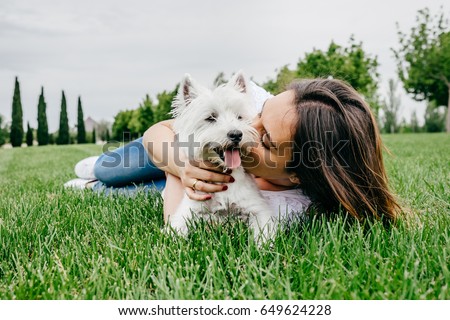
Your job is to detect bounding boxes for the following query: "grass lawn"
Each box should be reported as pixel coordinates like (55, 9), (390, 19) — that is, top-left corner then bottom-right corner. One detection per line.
(0, 133), (449, 299)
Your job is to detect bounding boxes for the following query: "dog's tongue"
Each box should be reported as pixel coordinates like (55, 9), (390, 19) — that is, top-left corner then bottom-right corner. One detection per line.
(224, 149), (241, 169)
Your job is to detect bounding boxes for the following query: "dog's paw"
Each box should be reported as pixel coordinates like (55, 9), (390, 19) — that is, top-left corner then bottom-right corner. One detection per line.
(170, 224), (189, 237)
(249, 215), (277, 247)
(252, 227), (271, 245)
(168, 217), (190, 237)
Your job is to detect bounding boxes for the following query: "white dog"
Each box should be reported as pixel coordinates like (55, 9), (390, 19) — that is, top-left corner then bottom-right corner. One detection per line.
(168, 72), (276, 243)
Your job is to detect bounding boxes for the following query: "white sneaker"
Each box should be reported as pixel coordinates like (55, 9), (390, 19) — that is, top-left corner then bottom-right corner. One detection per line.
(74, 156), (99, 179)
(63, 178), (91, 189)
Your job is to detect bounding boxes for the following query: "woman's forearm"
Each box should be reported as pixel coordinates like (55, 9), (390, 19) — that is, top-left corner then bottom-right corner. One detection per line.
(143, 119), (185, 178)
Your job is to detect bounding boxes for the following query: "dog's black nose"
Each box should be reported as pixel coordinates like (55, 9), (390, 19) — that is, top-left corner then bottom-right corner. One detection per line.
(227, 130), (243, 143)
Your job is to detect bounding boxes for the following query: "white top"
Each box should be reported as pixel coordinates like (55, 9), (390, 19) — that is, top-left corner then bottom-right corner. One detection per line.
(249, 81), (311, 218)
(261, 189), (311, 221)
(249, 81), (274, 112)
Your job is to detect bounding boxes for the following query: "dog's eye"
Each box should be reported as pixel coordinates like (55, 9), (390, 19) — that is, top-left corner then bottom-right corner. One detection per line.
(205, 113), (217, 122)
(237, 115), (243, 120)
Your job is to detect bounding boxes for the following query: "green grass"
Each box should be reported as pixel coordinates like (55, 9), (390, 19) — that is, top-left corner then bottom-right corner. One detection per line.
(0, 134), (449, 299)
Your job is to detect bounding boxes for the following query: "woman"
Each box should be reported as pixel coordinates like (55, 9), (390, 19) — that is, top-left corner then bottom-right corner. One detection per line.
(87, 78), (401, 224)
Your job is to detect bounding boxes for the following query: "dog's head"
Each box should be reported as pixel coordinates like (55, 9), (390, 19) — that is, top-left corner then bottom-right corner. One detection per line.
(172, 71), (258, 169)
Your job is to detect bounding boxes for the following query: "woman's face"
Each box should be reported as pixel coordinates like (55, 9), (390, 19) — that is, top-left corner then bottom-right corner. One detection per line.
(242, 90), (298, 182)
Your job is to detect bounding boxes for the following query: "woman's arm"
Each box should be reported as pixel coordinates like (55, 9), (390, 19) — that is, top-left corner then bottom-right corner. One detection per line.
(142, 119), (182, 177)
(142, 120), (234, 201)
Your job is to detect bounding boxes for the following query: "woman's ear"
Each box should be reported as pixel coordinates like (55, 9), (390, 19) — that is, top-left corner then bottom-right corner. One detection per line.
(289, 174), (300, 185)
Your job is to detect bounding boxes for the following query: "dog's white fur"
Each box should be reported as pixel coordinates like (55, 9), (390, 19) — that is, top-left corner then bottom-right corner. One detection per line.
(168, 72), (276, 242)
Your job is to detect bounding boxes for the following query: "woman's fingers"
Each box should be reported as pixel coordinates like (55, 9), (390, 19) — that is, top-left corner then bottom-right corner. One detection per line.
(190, 179), (228, 193)
(184, 179), (228, 201)
(180, 159), (234, 201)
(185, 187), (212, 201)
(184, 165), (233, 184)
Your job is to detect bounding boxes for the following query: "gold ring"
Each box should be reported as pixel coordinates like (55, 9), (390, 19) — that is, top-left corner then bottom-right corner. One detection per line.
(192, 179), (199, 191)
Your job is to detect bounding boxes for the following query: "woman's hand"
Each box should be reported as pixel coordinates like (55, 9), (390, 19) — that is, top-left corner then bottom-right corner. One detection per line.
(143, 120), (233, 201)
(179, 154), (234, 201)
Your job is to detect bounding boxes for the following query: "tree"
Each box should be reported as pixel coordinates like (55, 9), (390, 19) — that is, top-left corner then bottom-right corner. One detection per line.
(263, 37), (380, 112)
(213, 72), (227, 87)
(111, 85), (177, 141)
(262, 65), (296, 94)
(139, 95), (154, 131)
(77, 96), (87, 144)
(0, 114), (9, 146)
(128, 95), (154, 136)
(410, 110), (421, 133)
(92, 128), (97, 144)
(112, 109), (134, 141)
(381, 79), (402, 133)
(154, 86), (178, 122)
(424, 101), (446, 132)
(127, 109), (141, 138)
(37, 87), (49, 146)
(26, 122), (33, 146)
(105, 129), (110, 142)
(57, 91), (70, 145)
(393, 7), (450, 132)
(10, 77), (24, 147)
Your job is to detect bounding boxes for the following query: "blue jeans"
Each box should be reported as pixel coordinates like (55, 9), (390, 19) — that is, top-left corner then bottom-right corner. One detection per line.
(92, 137), (166, 195)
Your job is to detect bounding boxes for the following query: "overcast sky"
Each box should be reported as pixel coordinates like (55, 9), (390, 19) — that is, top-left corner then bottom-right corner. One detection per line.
(0, 0), (447, 131)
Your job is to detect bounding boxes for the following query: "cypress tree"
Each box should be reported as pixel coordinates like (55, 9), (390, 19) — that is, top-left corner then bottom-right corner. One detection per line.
(26, 122), (33, 146)
(37, 87), (49, 145)
(10, 77), (24, 147)
(56, 91), (70, 145)
(77, 96), (87, 143)
(92, 128), (97, 144)
(105, 128), (110, 142)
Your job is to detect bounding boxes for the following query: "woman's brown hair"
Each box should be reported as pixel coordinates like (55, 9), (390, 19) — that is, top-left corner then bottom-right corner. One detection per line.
(287, 79), (401, 223)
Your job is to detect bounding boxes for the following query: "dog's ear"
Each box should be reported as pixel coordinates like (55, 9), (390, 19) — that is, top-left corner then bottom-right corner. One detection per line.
(228, 70), (247, 93)
(171, 74), (201, 117)
(180, 74), (199, 107)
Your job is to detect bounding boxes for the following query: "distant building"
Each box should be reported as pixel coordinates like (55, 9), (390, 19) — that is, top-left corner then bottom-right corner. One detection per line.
(84, 116), (97, 132)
